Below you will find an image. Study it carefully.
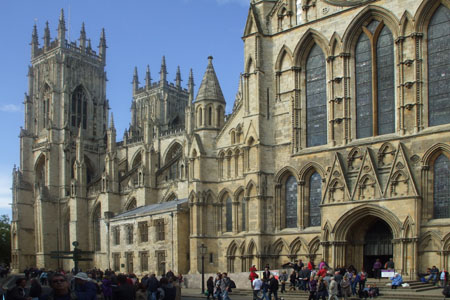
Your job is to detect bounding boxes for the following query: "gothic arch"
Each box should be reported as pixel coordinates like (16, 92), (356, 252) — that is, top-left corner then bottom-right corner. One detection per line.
(227, 240), (239, 256)
(414, 0), (450, 32)
(163, 140), (184, 163)
(130, 148), (144, 169)
(299, 162), (326, 182)
(342, 5), (400, 53)
(275, 45), (294, 71)
(272, 238), (289, 254)
(218, 188), (233, 203)
(419, 231), (443, 251)
(188, 190), (196, 203)
(308, 236), (321, 254)
(163, 192), (177, 202)
(204, 189), (217, 204)
(402, 215), (416, 238)
(332, 204), (402, 241)
(443, 232), (450, 250)
(422, 143), (450, 166)
(275, 166), (299, 183)
(234, 187), (245, 199)
(289, 236), (308, 255)
(293, 29), (330, 66)
(124, 197), (137, 211)
(329, 32), (343, 56)
(245, 180), (257, 197)
(246, 56), (255, 74)
(247, 239), (258, 255)
(399, 11), (415, 36)
(322, 221), (333, 241)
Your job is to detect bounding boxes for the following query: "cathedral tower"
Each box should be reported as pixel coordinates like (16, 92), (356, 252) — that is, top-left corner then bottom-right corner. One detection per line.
(11, 10), (108, 270)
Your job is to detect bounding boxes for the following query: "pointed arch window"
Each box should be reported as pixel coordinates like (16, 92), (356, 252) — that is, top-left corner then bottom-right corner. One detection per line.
(309, 172), (322, 226)
(355, 20), (395, 138)
(433, 154), (450, 219)
(225, 197), (233, 232)
(71, 86), (88, 130)
(93, 205), (101, 251)
(285, 175), (298, 228)
(428, 5), (450, 126)
(241, 197), (247, 231)
(306, 44), (327, 147)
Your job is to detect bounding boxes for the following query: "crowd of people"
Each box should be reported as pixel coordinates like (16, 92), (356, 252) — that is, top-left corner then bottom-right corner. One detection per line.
(247, 259), (380, 300)
(4, 268), (181, 300)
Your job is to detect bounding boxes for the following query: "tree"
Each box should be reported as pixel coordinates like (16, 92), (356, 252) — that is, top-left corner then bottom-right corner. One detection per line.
(0, 215), (11, 265)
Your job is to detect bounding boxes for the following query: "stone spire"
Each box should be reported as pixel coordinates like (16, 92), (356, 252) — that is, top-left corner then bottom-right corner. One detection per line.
(175, 66), (182, 88)
(145, 65), (152, 87)
(160, 56), (167, 84)
(132, 66), (139, 92)
(43, 21), (51, 49)
(57, 8), (66, 46)
(107, 113), (116, 152)
(188, 68), (195, 103)
(195, 56), (225, 103)
(31, 24), (39, 58)
(79, 22), (87, 51)
(98, 28), (107, 62)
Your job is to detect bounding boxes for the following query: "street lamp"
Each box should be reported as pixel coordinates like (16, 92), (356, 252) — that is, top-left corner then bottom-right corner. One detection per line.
(200, 243), (208, 294)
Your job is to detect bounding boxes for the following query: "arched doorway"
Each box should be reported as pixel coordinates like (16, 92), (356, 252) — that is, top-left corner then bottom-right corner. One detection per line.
(363, 219), (393, 277)
(345, 216), (393, 276)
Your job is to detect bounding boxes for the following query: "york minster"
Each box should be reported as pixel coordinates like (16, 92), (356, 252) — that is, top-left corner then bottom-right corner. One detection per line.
(10, 0), (450, 280)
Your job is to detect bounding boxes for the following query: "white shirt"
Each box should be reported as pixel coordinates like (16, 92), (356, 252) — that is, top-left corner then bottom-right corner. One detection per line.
(253, 278), (262, 290)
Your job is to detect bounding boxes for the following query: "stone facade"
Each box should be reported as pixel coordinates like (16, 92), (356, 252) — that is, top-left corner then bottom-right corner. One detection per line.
(11, 0), (450, 279)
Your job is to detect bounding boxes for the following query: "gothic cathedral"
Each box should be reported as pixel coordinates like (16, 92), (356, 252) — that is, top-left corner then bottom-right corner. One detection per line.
(11, 0), (450, 279)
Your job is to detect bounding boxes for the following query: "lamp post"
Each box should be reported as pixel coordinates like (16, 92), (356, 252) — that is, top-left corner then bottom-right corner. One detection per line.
(200, 243), (207, 294)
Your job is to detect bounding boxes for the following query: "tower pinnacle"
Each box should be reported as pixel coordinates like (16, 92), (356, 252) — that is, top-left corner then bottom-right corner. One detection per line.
(44, 21), (51, 49)
(145, 65), (152, 87)
(160, 56), (167, 84)
(176, 66), (182, 88)
(98, 28), (107, 62)
(188, 68), (195, 102)
(57, 8), (66, 45)
(31, 24), (39, 57)
(80, 22), (87, 50)
(133, 66), (139, 92)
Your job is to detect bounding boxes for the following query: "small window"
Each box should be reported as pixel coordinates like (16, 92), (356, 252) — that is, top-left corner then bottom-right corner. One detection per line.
(138, 221), (148, 242)
(155, 219), (165, 241)
(126, 225), (134, 244)
(140, 252), (149, 272)
(209, 253), (214, 264)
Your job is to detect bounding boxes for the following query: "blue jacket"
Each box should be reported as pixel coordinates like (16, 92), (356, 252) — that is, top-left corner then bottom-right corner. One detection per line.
(391, 275), (403, 286)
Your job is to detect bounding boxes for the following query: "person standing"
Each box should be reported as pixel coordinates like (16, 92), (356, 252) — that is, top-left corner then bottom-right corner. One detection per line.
(440, 269), (448, 287)
(373, 259), (382, 279)
(268, 275), (279, 300)
(39, 273), (76, 300)
(308, 276), (317, 300)
(328, 277), (339, 300)
(146, 274), (159, 300)
(206, 276), (215, 300)
(279, 271), (288, 294)
(340, 276), (351, 300)
(9, 278), (31, 300)
(385, 258), (395, 270)
(252, 274), (262, 300)
(220, 273), (231, 300)
(72, 272), (97, 300)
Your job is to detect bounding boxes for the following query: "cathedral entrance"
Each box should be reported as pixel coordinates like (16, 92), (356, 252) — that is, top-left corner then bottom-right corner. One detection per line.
(344, 216), (393, 276)
(363, 219), (393, 277)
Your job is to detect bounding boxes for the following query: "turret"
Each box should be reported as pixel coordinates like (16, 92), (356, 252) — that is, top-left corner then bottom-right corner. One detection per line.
(132, 66), (139, 93)
(43, 21), (51, 50)
(145, 65), (152, 87)
(160, 56), (167, 85)
(31, 24), (39, 58)
(175, 66), (182, 88)
(57, 8), (66, 46)
(79, 22), (87, 51)
(98, 28), (107, 63)
(194, 56), (226, 130)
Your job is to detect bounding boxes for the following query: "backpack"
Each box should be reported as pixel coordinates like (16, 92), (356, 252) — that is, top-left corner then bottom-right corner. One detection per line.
(229, 280), (236, 289)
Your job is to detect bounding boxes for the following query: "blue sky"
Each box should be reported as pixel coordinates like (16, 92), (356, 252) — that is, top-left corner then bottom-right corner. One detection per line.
(0, 0), (250, 218)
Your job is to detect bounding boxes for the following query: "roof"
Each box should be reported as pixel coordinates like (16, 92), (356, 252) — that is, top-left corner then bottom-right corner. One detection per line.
(112, 198), (188, 220)
(195, 56), (226, 103)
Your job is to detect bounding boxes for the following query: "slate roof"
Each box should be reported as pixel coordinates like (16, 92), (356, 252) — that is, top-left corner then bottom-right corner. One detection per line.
(112, 198), (188, 220)
(195, 56), (226, 103)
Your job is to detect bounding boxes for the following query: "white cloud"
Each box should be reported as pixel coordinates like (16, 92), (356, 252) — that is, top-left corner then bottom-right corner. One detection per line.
(0, 104), (21, 113)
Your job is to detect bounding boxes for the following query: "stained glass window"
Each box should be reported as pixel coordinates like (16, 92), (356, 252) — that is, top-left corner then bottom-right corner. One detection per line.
(433, 154), (450, 219)
(428, 5), (450, 126)
(376, 26), (395, 135)
(309, 172), (322, 226)
(226, 197), (233, 232)
(71, 86), (87, 130)
(356, 32), (373, 138)
(306, 44), (327, 147)
(285, 176), (298, 228)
